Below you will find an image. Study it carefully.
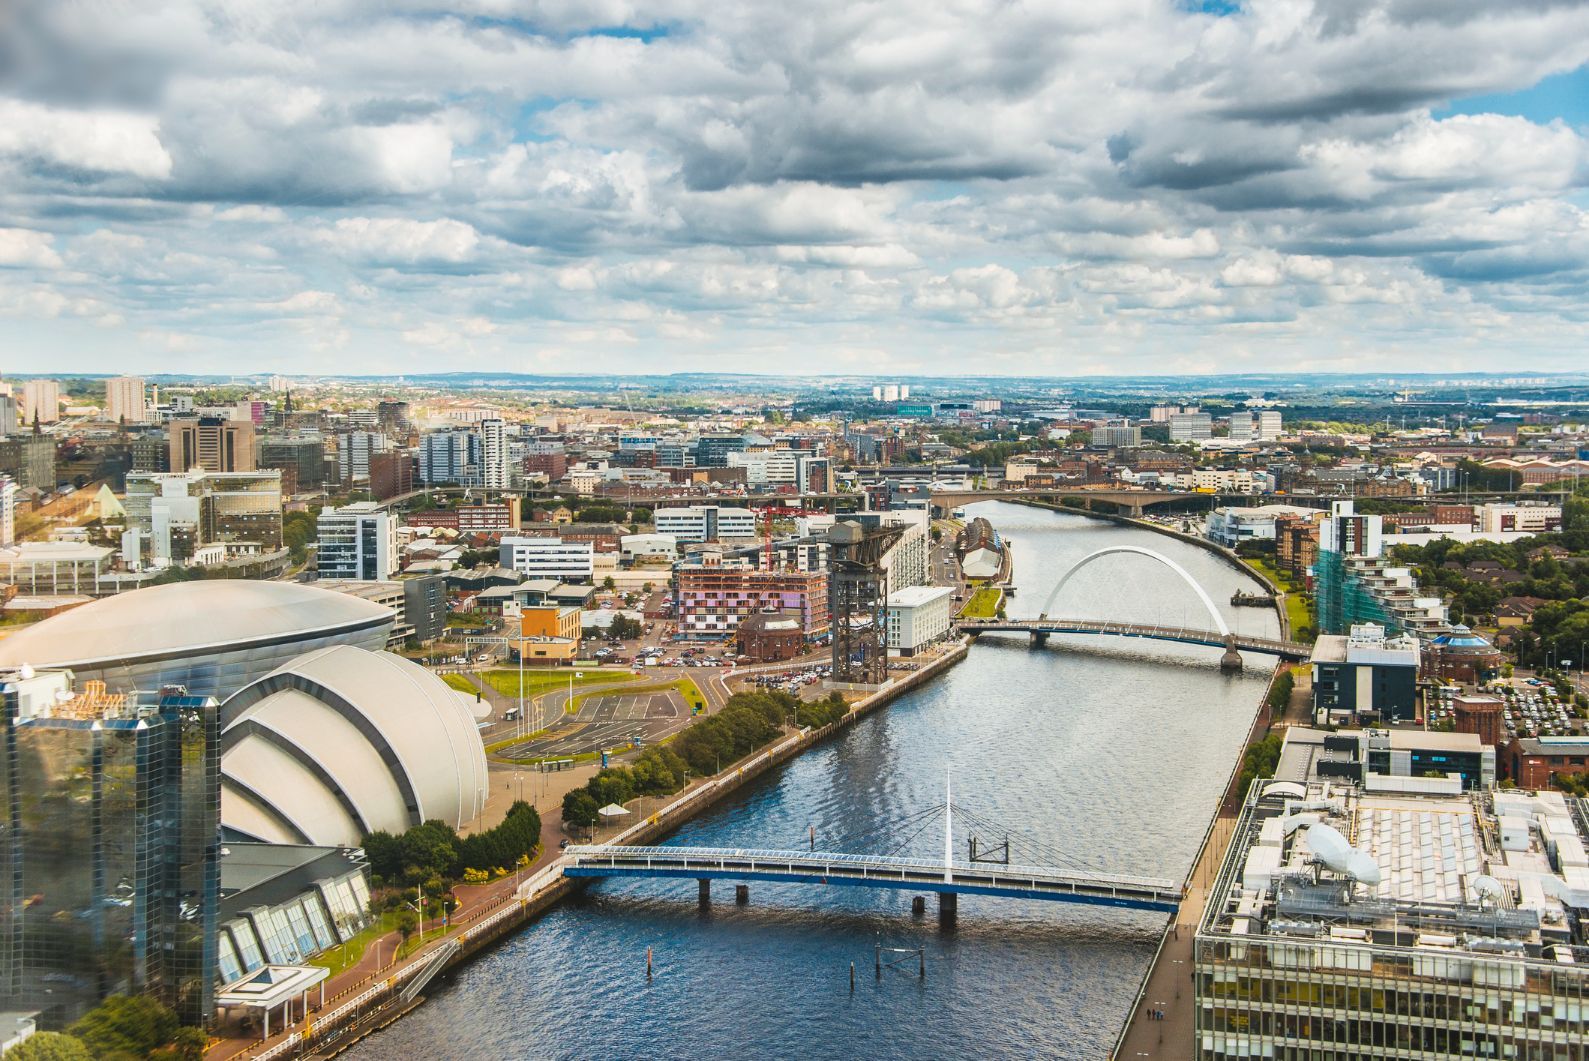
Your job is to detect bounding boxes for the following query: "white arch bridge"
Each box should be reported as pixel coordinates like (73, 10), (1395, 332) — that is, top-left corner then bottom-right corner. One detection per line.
(958, 545), (1310, 669)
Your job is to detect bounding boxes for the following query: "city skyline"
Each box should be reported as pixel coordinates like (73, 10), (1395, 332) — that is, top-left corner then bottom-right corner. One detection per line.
(3, 2), (1589, 376)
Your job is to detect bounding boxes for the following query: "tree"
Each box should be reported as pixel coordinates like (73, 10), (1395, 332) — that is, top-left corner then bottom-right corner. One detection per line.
(68, 996), (179, 1059)
(562, 789), (600, 832)
(396, 907), (419, 946)
(7, 1033), (93, 1061)
(602, 576), (616, 591)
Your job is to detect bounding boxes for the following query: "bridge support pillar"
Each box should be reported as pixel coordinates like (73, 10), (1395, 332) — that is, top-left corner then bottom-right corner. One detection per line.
(698, 879), (711, 907)
(735, 884), (750, 905)
(1030, 631), (1048, 648)
(1125, 503), (1144, 519)
(1220, 636), (1244, 673)
(912, 896), (926, 917)
(938, 892), (958, 927)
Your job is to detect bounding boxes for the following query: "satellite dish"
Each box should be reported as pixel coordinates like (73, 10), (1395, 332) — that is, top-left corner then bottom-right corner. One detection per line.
(18, 663), (34, 680)
(1470, 875), (1504, 904)
(1303, 823), (1351, 870)
(1343, 850), (1382, 886)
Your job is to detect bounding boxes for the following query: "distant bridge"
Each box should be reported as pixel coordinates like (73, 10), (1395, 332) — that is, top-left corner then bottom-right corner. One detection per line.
(961, 544), (1307, 668)
(959, 618), (1309, 662)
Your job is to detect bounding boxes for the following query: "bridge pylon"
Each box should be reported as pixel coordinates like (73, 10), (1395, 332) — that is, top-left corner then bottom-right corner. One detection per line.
(1219, 635), (1244, 673)
(1030, 630), (1048, 647)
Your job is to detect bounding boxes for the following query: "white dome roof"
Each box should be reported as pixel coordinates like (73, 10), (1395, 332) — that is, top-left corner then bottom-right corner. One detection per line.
(220, 645), (489, 847)
(0, 580), (394, 670)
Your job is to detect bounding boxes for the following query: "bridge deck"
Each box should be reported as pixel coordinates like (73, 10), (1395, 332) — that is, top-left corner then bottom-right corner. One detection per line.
(958, 617), (1307, 658)
(563, 845), (1183, 913)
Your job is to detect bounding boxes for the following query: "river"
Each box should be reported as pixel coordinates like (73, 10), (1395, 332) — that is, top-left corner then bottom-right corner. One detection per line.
(353, 502), (1278, 1060)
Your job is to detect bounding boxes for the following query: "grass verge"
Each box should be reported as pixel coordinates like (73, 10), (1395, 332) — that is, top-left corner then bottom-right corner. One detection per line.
(958, 585), (1003, 619)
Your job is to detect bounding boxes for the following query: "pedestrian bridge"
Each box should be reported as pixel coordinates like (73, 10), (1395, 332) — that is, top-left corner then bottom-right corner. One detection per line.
(561, 844), (1183, 913)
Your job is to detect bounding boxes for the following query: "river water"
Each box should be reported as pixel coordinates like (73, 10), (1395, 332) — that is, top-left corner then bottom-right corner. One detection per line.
(354, 503), (1278, 1060)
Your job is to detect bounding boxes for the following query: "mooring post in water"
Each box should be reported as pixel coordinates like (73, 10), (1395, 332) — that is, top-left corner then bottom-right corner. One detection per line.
(850, 962), (855, 992)
(646, 947), (653, 980)
(875, 944), (881, 979)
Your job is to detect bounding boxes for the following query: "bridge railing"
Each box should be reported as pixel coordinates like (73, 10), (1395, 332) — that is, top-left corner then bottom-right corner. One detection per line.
(564, 844), (1179, 894)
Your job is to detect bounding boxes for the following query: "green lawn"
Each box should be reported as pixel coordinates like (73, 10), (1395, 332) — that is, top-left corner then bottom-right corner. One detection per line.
(959, 585), (1003, 619)
(1240, 558), (1315, 641)
(306, 911), (420, 978)
(441, 673), (480, 694)
(479, 668), (640, 699)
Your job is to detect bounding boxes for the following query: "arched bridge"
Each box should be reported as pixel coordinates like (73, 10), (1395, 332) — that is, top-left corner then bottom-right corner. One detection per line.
(962, 545), (1308, 668)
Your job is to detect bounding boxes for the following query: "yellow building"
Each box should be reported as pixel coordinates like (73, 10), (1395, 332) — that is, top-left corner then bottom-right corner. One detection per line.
(519, 605), (582, 641)
(513, 636), (576, 664)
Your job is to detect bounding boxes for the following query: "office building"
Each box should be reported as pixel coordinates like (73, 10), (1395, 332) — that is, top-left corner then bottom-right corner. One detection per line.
(675, 565), (829, 639)
(1309, 623), (1419, 723)
(1094, 420), (1142, 448)
(693, 434), (747, 468)
(0, 676), (220, 1027)
(18, 380), (59, 425)
(0, 433), (55, 489)
(418, 429), (481, 485)
(104, 376), (147, 423)
(123, 470), (284, 567)
(0, 475), (14, 547)
(406, 501), (520, 535)
(1274, 725), (1496, 791)
(480, 418), (513, 490)
(170, 416), (257, 473)
(1168, 411), (1213, 442)
(335, 430), (387, 482)
(258, 434), (325, 493)
(498, 536), (595, 581)
(316, 502), (396, 580)
(655, 505), (759, 543)
(220, 645), (488, 847)
(369, 450), (414, 501)
(1205, 504), (1319, 549)
(1257, 410), (1283, 440)
(1476, 503), (1562, 535)
(1228, 411), (1256, 441)
(376, 400), (411, 436)
(885, 585), (954, 655)
(131, 432), (171, 473)
(1196, 781), (1587, 1059)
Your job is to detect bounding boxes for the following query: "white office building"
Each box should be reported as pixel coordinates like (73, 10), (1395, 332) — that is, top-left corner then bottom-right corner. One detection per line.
(316, 502), (397, 580)
(1169, 412), (1213, 442)
(499, 536), (595, 581)
(336, 431), (388, 482)
(1257, 410), (1283, 440)
(1205, 503), (1319, 548)
(0, 475), (15, 547)
(418, 429), (481, 485)
(480, 418), (513, 490)
(105, 376), (148, 424)
(655, 505), (758, 543)
(19, 380), (59, 425)
(886, 586), (954, 655)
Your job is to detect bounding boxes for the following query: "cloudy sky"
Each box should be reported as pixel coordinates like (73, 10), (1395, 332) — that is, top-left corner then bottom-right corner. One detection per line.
(3, 1), (1588, 378)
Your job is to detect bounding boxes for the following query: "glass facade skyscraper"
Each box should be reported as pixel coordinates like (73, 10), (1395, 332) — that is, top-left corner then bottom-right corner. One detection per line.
(0, 681), (220, 1028)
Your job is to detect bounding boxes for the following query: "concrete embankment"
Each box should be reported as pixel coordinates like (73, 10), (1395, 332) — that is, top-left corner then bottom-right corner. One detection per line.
(280, 643), (971, 1059)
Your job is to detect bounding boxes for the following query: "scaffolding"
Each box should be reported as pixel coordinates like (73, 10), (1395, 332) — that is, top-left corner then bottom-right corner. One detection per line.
(1314, 549), (1397, 636)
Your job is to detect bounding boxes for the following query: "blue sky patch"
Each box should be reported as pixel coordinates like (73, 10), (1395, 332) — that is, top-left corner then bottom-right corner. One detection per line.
(1438, 65), (1589, 126)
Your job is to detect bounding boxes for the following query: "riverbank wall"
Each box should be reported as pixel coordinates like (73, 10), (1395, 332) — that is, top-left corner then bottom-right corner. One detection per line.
(277, 642), (972, 1059)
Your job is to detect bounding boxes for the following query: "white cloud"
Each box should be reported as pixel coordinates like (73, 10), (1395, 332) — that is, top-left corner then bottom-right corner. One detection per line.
(6, 0), (1589, 372)
(0, 229), (63, 269)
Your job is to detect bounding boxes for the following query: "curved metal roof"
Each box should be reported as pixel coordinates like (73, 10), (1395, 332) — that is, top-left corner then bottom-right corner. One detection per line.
(0, 581), (394, 669)
(220, 645), (489, 847)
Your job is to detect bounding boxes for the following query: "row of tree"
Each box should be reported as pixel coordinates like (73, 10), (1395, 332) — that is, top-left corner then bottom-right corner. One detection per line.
(363, 800), (542, 887)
